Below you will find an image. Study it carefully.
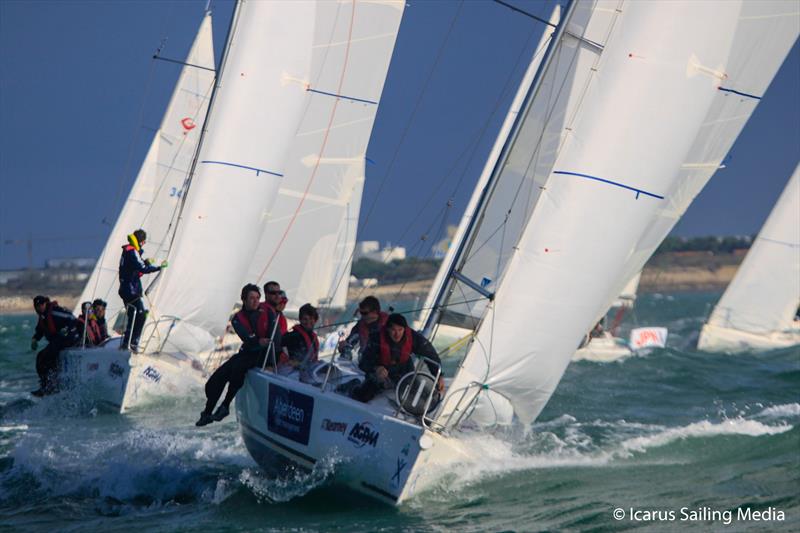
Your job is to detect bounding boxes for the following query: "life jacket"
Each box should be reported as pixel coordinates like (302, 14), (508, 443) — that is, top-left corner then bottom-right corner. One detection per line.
(260, 302), (288, 334)
(358, 311), (388, 347)
(291, 324), (319, 362)
(87, 317), (103, 345)
(122, 244), (145, 278)
(40, 302), (58, 336)
(235, 308), (270, 338)
(378, 326), (413, 367)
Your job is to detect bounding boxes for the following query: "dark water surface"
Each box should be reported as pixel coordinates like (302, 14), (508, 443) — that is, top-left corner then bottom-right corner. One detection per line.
(1, 292), (798, 532)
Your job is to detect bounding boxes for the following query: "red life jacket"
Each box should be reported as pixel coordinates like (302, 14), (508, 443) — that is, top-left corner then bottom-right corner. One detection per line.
(235, 308), (270, 338)
(260, 302), (288, 334)
(358, 311), (388, 347)
(378, 326), (413, 367)
(77, 316), (98, 345)
(39, 302), (58, 336)
(291, 324), (319, 363)
(87, 318), (103, 344)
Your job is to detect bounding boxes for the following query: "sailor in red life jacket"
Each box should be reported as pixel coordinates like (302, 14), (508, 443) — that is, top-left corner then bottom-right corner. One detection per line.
(280, 303), (320, 372)
(259, 280), (288, 335)
(196, 284), (283, 427)
(30, 295), (80, 396)
(338, 296), (388, 361)
(91, 299), (110, 344)
(352, 313), (444, 403)
(76, 301), (100, 347)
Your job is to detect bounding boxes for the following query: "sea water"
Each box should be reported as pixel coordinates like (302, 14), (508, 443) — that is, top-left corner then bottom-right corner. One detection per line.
(1, 292), (798, 531)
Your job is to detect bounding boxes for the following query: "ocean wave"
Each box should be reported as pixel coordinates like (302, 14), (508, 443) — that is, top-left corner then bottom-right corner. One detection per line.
(754, 403), (800, 420)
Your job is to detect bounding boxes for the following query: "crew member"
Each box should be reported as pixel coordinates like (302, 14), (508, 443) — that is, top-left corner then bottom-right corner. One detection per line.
(260, 281), (288, 335)
(91, 299), (110, 344)
(339, 296), (388, 360)
(281, 303), (319, 370)
(30, 295), (79, 396)
(352, 313), (444, 403)
(118, 229), (166, 350)
(196, 284), (283, 426)
(76, 301), (100, 346)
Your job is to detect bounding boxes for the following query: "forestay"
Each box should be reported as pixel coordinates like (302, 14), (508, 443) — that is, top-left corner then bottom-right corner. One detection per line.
(75, 13), (215, 323)
(610, 0), (800, 303)
(247, 0), (405, 313)
(436, 0), (786, 427)
(146, 1), (317, 357)
(707, 165), (800, 335)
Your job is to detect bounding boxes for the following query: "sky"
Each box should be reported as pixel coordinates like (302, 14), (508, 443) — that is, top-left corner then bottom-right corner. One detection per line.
(0, 0), (798, 269)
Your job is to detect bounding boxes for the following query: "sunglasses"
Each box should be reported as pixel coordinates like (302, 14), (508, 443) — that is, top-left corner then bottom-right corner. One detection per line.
(266, 290), (281, 295)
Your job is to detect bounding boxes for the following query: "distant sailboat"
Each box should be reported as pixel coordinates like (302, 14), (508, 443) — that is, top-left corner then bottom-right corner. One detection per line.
(62, 1), (320, 411)
(698, 164), (800, 352)
(235, 0), (797, 504)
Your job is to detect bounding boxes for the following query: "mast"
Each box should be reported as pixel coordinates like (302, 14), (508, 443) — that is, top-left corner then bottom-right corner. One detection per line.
(422, 0), (578, 337)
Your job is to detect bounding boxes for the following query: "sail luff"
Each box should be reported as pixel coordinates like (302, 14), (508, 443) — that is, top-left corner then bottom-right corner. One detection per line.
(74, 13), (216, 323)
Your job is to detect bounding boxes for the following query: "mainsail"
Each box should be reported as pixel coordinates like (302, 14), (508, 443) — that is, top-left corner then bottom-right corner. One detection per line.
(75, 13), (215, 322)
(430, 0), (798, 427)
(145, 0), (318, 356)
(705, 165), (800, 336)
(246, 0), (405, 313)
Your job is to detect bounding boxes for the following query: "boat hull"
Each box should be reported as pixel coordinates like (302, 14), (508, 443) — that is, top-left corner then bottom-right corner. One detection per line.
(60, 339), (208, 412)
(236, 369), (472, 505)
(573, 333), (633, 362)
(697, 322), (800, 353)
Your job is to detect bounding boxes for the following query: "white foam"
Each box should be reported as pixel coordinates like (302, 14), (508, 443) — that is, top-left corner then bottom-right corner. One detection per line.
(755, 403), (800, 419)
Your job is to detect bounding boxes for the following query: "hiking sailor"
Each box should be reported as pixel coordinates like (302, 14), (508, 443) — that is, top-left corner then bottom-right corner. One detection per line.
(260, 280), (288, 335)
(118, 229), (167, 351)
(91, 298), (110, 344)
(339, 295), (388, 360)
(352, 313), (444, 403)
(280, 303), (320, 373)
(196, 283), (283, 426)
(30, 295), (79, 396)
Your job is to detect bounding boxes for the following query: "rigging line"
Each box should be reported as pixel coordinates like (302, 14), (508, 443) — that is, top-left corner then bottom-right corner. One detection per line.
(492, 0), (556, 28)
(358, 0), (465, 234)
(257, 0), (358, 283)
(152, 55), (216, 72)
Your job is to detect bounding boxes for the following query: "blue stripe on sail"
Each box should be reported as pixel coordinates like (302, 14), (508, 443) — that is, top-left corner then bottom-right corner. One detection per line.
(306, 87), (378, 105)
(553, 170), (664, 200)
(201, 160), (283, 178)
(759, 237), (800, 248)
(718, 87), (761, 100)
(366, 157), (376, 165)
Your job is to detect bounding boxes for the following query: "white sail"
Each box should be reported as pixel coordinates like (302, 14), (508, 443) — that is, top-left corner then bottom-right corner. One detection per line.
(706, 165), (800, 336)
(75, 13), (215, 322)
(246, 0), (405, 313)
(146, 0), (317, 356)
(419, 5), (561, 332)
(436, 0), (797, 426)
(610, 0), (800, 304)
(610, 271), (640, 309)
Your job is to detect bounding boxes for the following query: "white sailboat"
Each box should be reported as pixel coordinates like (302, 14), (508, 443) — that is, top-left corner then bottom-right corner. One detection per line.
(245, 0), (405, 315)
(73, 11), (216, 330)
(698, 164), (800, 352)
(235, 0), (797, 504)
(61, 0), (320, 411)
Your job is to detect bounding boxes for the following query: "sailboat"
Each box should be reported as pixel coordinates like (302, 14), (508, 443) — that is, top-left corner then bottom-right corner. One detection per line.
(235, 0), (797, 504)
(698, 164), (800, 352)
(61, 0), (321, 411)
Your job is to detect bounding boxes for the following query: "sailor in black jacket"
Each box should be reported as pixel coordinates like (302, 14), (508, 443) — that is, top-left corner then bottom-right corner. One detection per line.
(196, 284), (282, 426)
(30, 295), (79, 396)
(353, 313), (443, 403)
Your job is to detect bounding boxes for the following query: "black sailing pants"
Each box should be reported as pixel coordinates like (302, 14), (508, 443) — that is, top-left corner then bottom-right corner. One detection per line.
(203, 349), (265, 414)
(122, 297), (146, 350)
(35, 342), (63, 392)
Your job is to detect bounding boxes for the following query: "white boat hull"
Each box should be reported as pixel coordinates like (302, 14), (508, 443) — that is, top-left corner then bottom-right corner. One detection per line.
(236, 368), (473, 505)
(573, 332), (633, 362)
(697, 322), (800, 353)
(59, 338), (213, 412)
